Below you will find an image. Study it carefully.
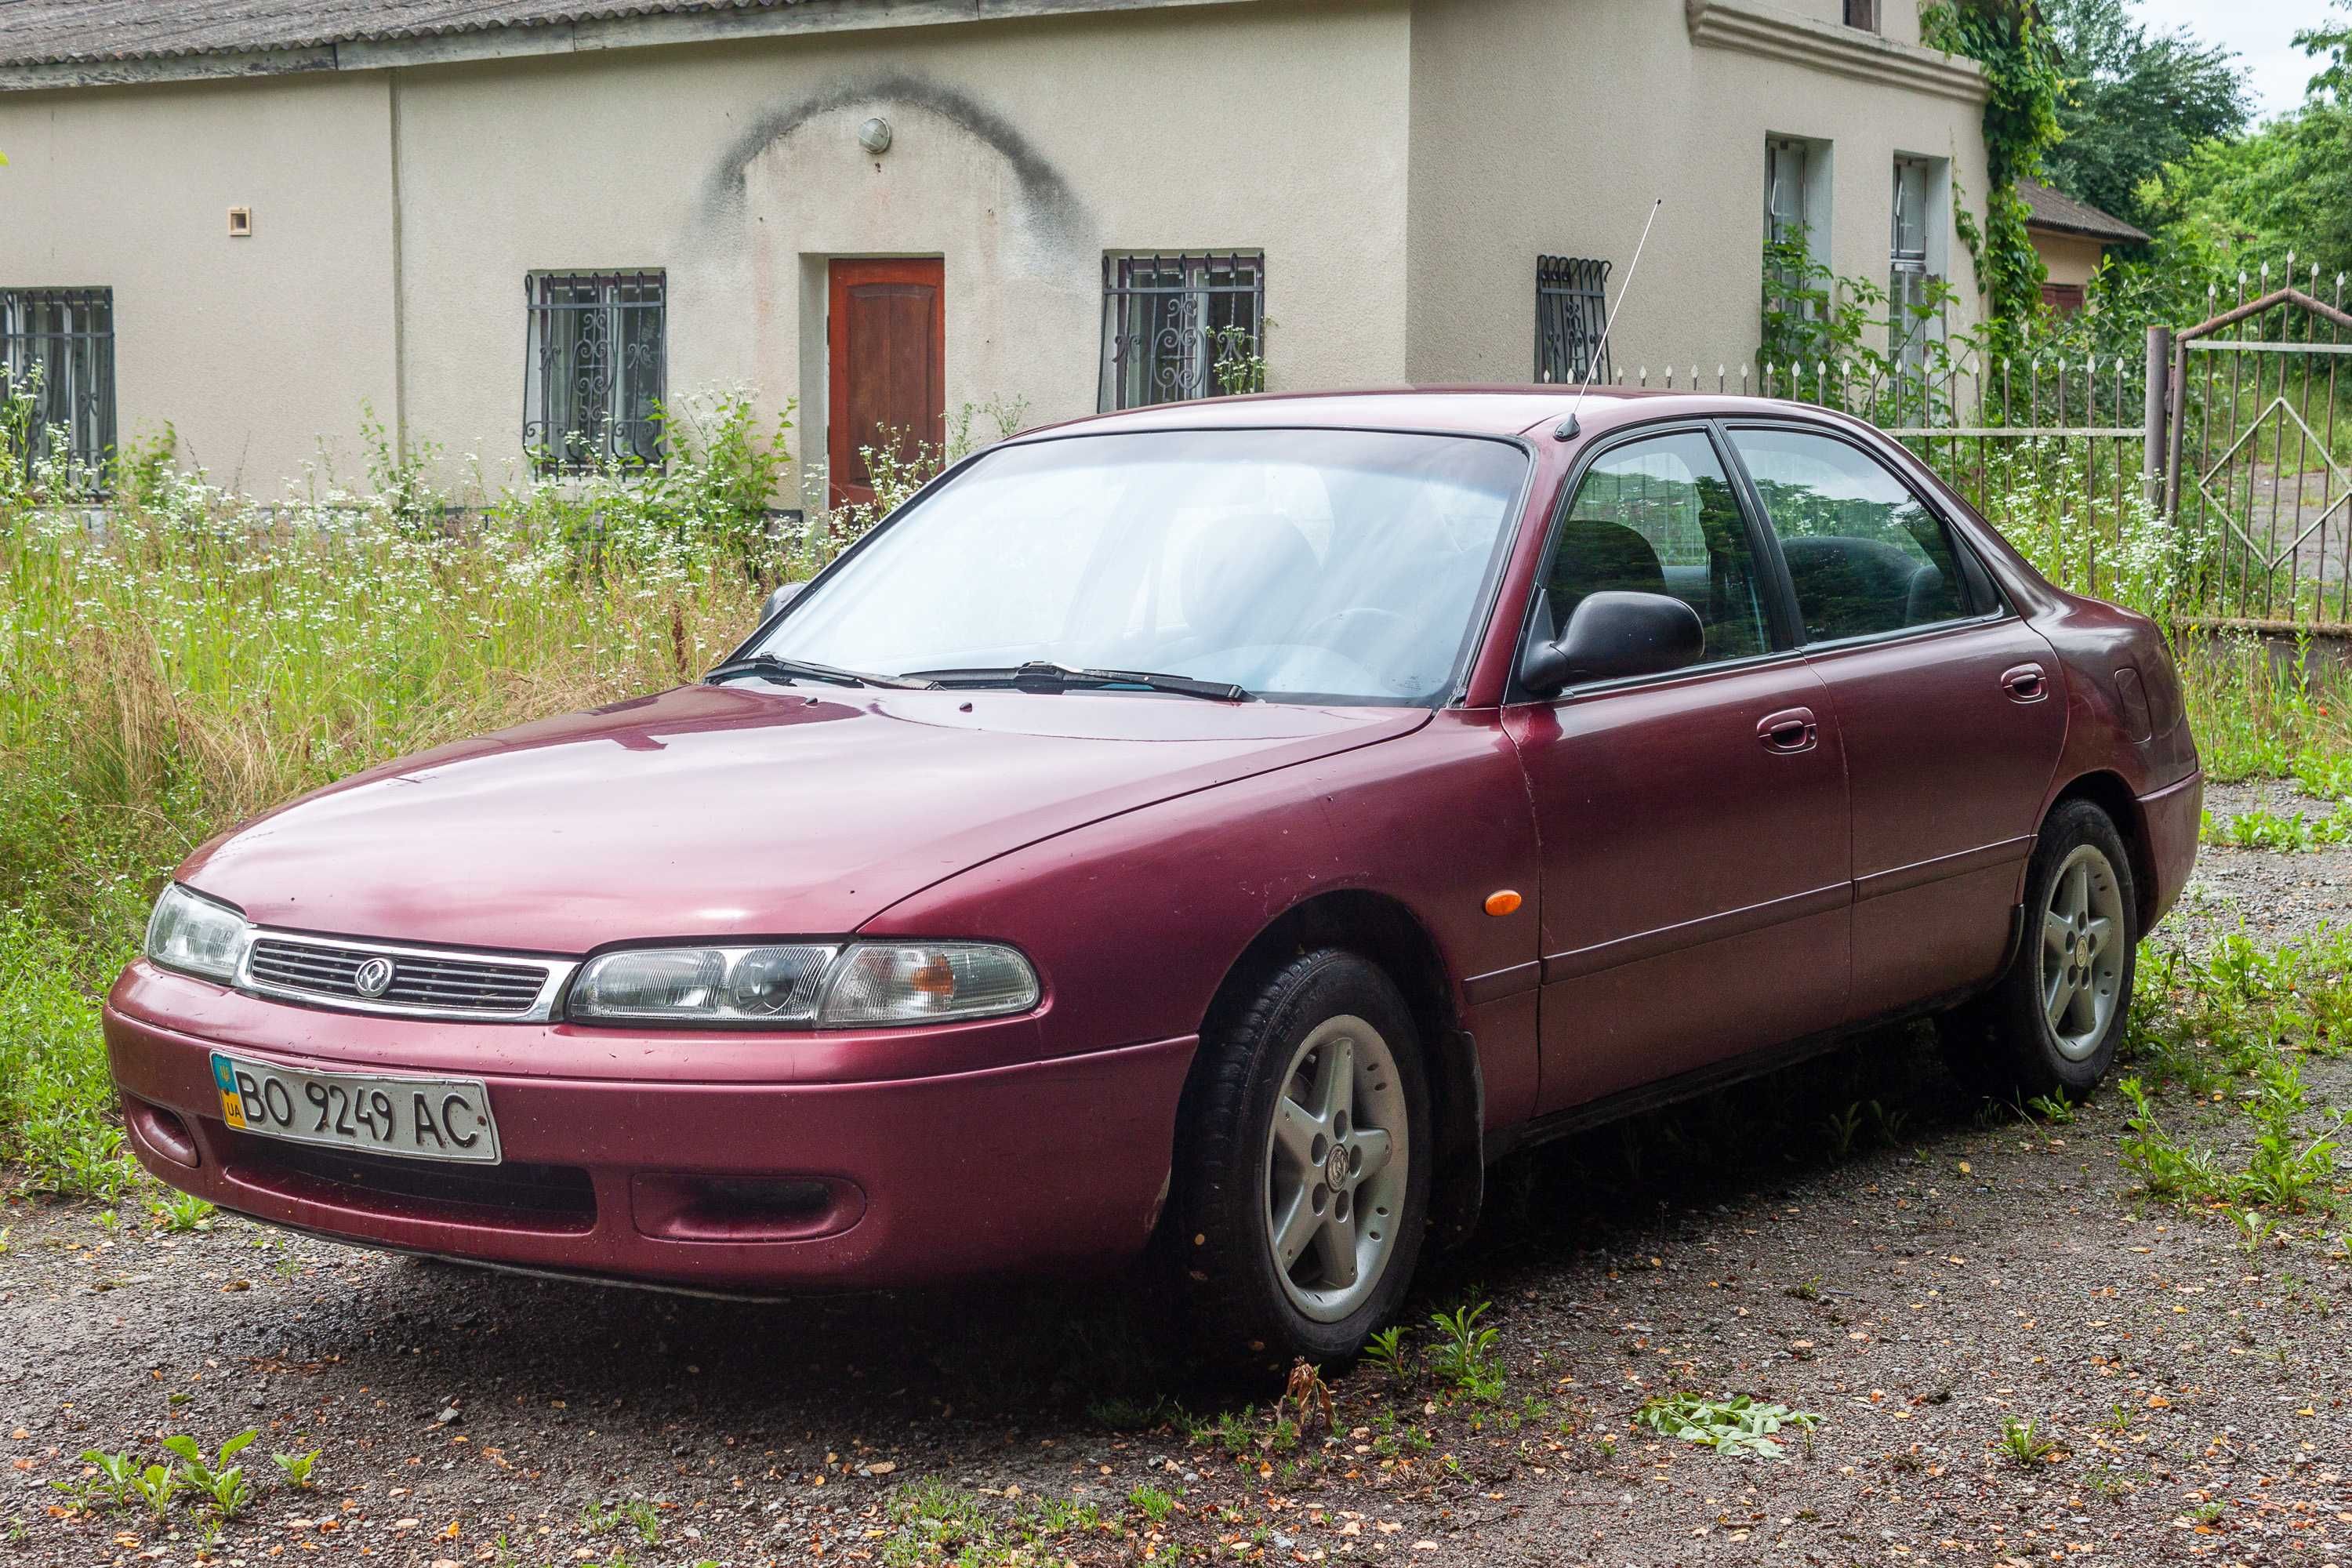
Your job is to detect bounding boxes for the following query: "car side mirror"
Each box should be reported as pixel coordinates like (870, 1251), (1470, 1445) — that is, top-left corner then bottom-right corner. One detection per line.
(1520, 590), (1704, 698)
(760, 581), (808, 625)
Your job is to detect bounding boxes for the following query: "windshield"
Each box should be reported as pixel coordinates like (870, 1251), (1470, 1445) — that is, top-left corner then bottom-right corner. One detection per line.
(757, 429), (1529, 705)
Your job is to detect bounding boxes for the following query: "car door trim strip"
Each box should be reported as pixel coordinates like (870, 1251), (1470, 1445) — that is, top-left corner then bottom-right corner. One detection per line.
(1461, 961), (1543, 1005)
(1853, 834), (2034, 902)
(1537, 880), (1853, 984)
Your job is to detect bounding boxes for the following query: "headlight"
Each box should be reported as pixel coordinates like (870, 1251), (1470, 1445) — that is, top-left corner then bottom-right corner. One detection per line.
(815, 942), (1041, 1028)
(565, 941), (1038, 1029)
(145, 884), (249, 984)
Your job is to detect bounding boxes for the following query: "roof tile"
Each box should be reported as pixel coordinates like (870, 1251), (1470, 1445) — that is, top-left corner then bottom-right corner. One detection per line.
(2017, 178), (2149, 246)
(0, 1), (804, 67)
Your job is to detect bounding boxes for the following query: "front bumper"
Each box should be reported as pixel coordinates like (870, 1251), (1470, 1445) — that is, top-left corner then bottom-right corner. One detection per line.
(104, 964), (1195, 1290)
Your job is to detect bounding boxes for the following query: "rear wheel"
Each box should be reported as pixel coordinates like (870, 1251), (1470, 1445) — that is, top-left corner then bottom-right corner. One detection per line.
(1171, 949), (1430, 1370)
(1940, 799), (2137, 1102)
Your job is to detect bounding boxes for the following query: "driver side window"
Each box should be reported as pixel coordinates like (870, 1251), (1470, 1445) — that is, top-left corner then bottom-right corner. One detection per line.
(1542, 431), (1769, 665)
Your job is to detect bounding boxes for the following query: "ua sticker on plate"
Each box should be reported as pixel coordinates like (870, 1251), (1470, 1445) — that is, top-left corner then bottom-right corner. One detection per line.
(211, 1053), (248, 1130)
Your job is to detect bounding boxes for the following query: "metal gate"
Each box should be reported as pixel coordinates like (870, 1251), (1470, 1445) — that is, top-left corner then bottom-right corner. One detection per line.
(2158, 279), (2352, 629)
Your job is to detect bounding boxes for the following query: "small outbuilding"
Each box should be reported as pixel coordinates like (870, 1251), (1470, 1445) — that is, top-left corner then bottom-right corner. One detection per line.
(2018, 177), (2149, 317)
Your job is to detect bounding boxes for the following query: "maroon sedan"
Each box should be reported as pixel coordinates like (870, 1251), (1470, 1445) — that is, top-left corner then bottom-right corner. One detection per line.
(107, 390), (2199, 1363)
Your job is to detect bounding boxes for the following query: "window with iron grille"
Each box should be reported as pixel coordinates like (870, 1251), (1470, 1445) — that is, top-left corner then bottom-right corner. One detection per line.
(1, 287), (116, 474)
(1099, 253), (1265, 412)
(523, 271), (666, 471)
(1534, 256), (1612, 386)
(1889, 157), (1942, 371)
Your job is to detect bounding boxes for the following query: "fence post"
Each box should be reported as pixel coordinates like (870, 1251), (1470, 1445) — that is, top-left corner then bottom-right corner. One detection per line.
(2141, 325), (2169, 512)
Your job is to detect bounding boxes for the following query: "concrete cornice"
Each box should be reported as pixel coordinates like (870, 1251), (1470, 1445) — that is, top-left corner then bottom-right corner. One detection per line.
(0, 0), (1261, 93)
(1685, 0), (1988, 105)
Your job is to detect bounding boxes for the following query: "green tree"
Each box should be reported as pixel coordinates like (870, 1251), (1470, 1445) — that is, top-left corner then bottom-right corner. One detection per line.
(2304, 0), (2352, 100)
(2135, 2), (2352, 283)
(2038, 0), (2248, 232)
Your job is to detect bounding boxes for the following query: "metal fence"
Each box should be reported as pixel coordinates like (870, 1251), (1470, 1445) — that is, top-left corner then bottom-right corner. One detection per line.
(2161, 267), (2350, 629)
(1602, 350), (2158, 608)
(1632, 263), (2351, 630)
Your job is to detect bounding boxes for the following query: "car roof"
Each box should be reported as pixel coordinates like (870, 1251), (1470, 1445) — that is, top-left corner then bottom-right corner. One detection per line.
(1029, 387), (1867, 443)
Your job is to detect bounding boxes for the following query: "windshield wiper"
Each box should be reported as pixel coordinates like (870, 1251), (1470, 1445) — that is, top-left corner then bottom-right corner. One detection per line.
(703, 654), (935, 690)
(906, 662), (1251, 702)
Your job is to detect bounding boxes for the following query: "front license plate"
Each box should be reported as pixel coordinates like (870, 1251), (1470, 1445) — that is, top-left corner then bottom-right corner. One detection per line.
(209, 1053), (502, 1165)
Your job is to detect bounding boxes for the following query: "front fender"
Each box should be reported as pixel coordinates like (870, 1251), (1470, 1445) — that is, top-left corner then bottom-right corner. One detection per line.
(858, 711), (1545, 1129)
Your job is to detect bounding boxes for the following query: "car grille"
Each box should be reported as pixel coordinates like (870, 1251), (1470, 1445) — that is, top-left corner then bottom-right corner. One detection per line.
(246, 937), (554, 1018)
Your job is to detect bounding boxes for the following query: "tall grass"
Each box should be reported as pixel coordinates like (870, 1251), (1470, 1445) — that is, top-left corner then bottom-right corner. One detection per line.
(0, 390), (807, 1190)
(2177, 635), (2352, 788)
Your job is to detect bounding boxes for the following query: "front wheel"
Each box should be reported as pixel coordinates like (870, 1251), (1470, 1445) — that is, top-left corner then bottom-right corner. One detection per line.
(1940, 798), (2138, 1101)
(1170, 949), (1431, 1369)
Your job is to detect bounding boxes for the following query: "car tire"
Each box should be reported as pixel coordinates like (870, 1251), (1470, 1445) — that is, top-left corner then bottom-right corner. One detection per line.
(1939, 798), (2139, 1103)
(1169, 947), (1432, 1373)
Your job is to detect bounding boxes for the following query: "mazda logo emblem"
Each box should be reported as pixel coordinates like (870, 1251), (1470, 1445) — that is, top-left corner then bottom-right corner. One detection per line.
(353, 956), (396, 999)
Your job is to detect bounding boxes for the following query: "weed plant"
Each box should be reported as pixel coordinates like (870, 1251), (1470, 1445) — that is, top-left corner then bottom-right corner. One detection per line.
(1636, 1393), (1821, 1459)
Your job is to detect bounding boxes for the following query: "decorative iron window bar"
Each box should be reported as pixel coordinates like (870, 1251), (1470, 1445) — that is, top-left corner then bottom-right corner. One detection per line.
(523, 270), (666, 472)
(1, 286), (116, 480)
(1534, 256), (1612, 386)
(1100, 252), (1266, 412)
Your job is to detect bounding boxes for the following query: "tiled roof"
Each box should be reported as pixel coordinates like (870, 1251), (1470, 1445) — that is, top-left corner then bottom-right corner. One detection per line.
(0, 2), (804, 67)
(2018, 179), (2150, 246)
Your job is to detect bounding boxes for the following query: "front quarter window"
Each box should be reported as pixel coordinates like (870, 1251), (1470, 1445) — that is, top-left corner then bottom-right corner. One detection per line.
(758, 429), (1528, 706)
(1539, 430), (1769, 666)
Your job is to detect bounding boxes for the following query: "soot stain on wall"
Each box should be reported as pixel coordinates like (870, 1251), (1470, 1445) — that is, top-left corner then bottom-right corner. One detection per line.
(702, 71), (1093, 253)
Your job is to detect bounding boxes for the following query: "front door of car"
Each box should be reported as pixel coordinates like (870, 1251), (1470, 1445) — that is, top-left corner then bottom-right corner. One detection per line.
(1503, 426), (1853, 1118)
(1722, 423), (2067, 1021)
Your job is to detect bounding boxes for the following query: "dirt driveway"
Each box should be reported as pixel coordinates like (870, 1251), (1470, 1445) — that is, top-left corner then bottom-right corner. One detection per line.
(6, 786), (2348, 1568)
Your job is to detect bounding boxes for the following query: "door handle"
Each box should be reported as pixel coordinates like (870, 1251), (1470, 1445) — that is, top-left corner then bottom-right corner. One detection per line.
(2000, 662), (2049, 703)
(1757, 706), (1818, 754)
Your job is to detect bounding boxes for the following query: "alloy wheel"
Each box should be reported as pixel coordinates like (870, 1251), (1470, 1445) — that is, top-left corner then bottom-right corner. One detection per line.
(2038, 843), (2127, 1062)
(1261, 1014), (1410, 1323)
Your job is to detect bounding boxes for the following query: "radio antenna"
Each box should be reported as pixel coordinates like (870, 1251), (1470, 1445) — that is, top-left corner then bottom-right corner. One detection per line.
(1555, 196), (1663, 441)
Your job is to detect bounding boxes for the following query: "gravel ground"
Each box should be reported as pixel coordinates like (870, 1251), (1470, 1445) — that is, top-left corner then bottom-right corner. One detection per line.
(2174, 781), (2352, 953)
(5, 843), (2350, 1568)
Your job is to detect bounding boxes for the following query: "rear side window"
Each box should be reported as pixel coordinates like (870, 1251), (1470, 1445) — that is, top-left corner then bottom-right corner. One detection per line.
(1728, 427), (1970, 644)
(1541, 431), (1769, 666)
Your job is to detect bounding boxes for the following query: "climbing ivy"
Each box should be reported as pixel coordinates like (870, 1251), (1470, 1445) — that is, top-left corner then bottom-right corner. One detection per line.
(1921, 0), (2068, 347)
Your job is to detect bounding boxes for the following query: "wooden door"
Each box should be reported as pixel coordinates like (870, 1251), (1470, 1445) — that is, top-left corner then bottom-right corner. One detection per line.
(827, 259), (945, 509)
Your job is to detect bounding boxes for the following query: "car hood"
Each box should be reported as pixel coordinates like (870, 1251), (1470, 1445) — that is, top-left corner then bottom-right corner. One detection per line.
(181, 684), (1427, 953)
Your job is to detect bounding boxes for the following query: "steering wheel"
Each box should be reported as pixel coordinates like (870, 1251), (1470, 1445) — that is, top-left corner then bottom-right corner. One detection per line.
(1301, 607), (1412, 662)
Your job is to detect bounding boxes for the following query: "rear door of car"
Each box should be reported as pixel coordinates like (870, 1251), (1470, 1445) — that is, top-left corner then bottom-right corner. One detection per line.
(1502, 423), (1852, 1118)
(1721, 421), (2067, 1022)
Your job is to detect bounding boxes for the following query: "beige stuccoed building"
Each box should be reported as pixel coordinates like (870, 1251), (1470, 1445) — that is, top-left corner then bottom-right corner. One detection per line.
(0, 0), (1988, 501)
